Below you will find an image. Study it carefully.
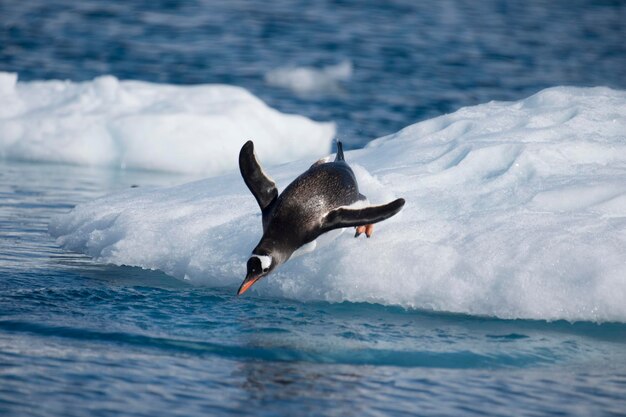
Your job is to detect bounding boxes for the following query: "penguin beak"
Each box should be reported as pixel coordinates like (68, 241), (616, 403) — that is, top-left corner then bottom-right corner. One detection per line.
(237, 272), (262, 296)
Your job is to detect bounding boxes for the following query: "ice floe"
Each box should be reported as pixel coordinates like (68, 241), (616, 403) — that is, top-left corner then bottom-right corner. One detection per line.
(50, 86), (626, 322)
(0, 72), (334, 174)
(265, 61), (352, 95)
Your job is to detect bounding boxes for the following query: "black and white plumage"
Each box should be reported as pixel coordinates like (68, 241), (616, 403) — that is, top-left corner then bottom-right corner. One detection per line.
(237, 140), (405, 295)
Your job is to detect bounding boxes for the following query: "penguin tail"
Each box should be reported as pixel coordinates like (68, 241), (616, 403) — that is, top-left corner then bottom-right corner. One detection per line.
(334, 140), (345, 162)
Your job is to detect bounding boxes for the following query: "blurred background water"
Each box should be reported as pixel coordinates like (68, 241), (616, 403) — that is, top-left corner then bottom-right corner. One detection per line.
(2, 0), (625, 147)
(1, 1), (626, 416)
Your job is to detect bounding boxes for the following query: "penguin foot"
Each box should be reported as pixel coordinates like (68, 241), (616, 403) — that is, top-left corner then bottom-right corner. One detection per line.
(354, 224), (374, 238)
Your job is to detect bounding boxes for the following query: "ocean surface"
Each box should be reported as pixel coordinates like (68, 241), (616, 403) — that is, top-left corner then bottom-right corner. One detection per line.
(2, 0), (625, 148)
(2, 1), (626, 416)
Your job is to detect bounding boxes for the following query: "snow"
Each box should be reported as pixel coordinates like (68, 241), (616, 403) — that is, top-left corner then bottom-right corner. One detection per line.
(50, 86), (626, 322)
(0, 72), (335, 174)
(265, 61), (352, 95)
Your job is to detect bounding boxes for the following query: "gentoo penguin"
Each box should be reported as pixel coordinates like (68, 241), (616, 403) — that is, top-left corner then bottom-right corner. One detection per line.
(237, 140), (405, 295)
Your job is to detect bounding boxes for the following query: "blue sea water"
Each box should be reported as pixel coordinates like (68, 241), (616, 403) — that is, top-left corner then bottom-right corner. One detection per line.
(2, 0), (625, 148)
(2, 1), (626, 416)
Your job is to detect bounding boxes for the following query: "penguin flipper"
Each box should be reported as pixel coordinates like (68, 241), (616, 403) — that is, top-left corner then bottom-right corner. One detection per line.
(322, 198), (405, 232)
(239, 141), (278, 212)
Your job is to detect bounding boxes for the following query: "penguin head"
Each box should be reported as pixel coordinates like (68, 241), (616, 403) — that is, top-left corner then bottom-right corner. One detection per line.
(237, 254), (276, 295)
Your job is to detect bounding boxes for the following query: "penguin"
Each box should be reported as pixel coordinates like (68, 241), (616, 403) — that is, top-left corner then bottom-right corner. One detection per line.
(237, 140), (405, 295)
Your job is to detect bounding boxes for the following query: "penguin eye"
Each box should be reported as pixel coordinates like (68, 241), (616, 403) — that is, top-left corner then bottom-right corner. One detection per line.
(263, 267), (269, 273)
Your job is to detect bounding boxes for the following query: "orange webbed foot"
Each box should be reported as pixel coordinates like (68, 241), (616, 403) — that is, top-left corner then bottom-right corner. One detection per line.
(355, 225), (366, 238)
(355, 224), (374, 238)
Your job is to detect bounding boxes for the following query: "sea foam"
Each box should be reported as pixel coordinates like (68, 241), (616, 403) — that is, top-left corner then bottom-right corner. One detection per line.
(50, 86), (626, 322)
(0, 72), (334, 174)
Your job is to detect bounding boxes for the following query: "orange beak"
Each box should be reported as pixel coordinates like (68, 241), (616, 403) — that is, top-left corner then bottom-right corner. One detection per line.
(237, 273), (262, 295)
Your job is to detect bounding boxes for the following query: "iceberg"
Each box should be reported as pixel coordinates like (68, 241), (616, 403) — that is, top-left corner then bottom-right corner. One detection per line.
(0, 72), (335, 174)
(50, 86), (626, 322)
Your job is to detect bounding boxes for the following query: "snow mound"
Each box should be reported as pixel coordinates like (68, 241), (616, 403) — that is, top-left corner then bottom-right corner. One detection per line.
(0, 72), (335, 174)
(50, 86), (626, 322)
(265, 61), (352, 95)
